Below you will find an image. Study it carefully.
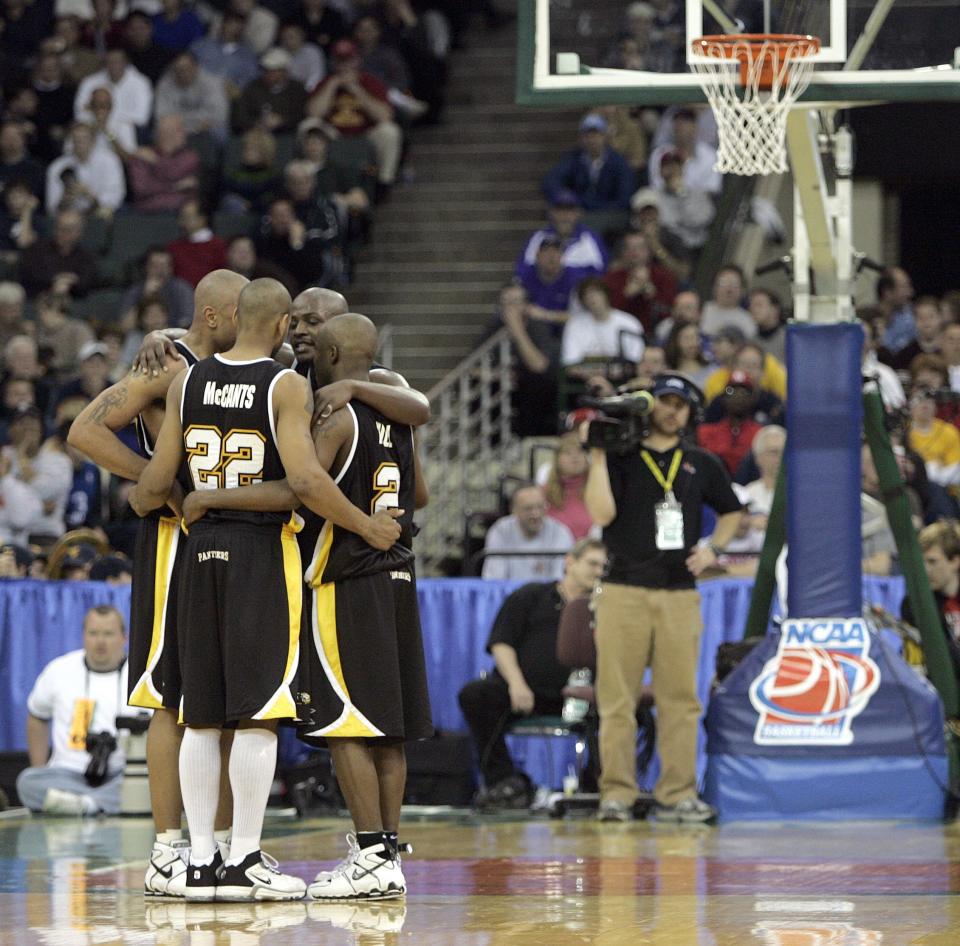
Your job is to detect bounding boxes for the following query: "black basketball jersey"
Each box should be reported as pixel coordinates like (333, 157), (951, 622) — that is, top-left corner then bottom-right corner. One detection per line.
(302, 402), (414, 585)
(135, 339), (200, 457)
(180, 354), (295, 527)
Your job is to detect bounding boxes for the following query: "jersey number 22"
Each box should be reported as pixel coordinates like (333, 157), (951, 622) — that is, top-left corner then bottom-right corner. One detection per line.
(185, 425), (266, 489)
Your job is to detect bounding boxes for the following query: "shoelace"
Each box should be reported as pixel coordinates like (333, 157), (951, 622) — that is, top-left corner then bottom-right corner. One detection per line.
(324, 834), (362, 879)
(258, 851), (282, 875)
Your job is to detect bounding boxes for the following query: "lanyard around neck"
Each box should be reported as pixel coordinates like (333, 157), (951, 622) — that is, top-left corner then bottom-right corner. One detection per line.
(640, 448), (683, 495)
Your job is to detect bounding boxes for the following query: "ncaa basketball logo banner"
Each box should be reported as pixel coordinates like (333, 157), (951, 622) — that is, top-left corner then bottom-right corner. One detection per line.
(749, 618), (881, 746)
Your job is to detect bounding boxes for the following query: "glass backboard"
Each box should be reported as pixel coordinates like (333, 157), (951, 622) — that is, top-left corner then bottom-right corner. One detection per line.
(518, 0), (960, 105)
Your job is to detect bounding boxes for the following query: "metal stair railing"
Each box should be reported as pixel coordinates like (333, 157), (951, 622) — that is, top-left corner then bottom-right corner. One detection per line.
(413, 327), (520, 576)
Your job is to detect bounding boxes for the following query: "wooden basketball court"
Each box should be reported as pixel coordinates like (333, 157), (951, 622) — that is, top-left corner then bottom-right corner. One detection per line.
(1, 811), (958, 944)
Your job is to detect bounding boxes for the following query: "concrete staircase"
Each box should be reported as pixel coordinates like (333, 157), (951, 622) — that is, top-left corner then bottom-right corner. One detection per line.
(347, 16), (581, 391)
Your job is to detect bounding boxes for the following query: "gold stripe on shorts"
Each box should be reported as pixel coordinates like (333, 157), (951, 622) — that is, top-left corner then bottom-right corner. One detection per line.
(252, 524), (303, 720)
(129, 515), (180, 709)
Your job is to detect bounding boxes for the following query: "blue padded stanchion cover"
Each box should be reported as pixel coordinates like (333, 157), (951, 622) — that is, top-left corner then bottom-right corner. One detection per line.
(785, 322), (864, 618)
(704, 625), (947, 820)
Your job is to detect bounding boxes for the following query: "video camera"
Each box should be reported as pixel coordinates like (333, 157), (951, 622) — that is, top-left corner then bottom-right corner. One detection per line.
(578, 372), (705, 452)
(579, 390), (655, 452)
(84, 731), (118, 787)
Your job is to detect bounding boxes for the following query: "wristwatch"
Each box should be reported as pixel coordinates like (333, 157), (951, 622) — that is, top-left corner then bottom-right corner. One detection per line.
(707, 541), (722, 557)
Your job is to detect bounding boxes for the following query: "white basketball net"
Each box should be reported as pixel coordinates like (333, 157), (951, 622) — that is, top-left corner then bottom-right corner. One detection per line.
(690, 36), (820, 176)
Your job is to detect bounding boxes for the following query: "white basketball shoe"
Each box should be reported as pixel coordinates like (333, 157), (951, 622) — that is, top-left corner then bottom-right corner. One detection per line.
(216, 851), (306, 902)
(308, 838), (405, 901)
(144, 839), (190, 897)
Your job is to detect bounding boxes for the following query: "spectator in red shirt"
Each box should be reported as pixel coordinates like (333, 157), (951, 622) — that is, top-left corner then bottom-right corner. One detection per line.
(305, 38), (401, 193)
(697, 370), (763, 475)
(127, 114), (200, 213)
(165, 199), (228, 287)
(603, 229), (676, 336)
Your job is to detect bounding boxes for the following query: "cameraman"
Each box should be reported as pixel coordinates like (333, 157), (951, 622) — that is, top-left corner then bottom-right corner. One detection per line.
(15, 605), (138, 815)
(583, 373), (742, 822)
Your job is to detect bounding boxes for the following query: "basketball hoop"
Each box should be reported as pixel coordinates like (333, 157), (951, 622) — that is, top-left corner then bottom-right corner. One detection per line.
(690, 34), (821, 176)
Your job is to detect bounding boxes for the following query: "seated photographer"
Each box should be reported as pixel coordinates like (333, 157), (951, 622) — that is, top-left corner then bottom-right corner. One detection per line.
(460, 539), (607, 809)
(15, 605), (143, 815)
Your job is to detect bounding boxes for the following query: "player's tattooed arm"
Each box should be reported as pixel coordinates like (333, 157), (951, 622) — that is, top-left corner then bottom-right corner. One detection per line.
(130, 372), (187, 515)
(68, 361), (183, 481)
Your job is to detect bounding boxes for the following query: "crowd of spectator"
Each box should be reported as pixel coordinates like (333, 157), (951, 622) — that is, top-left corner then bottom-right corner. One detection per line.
(485, 96), (960, 581)
(0, 0), (468, 578)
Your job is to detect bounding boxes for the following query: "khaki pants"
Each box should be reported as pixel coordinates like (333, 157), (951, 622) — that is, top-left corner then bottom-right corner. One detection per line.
(595, 582), (703, 807)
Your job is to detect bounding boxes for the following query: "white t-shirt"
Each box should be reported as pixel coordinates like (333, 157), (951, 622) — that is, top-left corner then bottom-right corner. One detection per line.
(27, 649), (138, 775)
(561, 308), (645, 366)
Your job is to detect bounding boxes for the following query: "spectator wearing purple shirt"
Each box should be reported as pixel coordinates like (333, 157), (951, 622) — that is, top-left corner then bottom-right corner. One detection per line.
(516, 190), (608, 286)
(517, 238), (580, 329)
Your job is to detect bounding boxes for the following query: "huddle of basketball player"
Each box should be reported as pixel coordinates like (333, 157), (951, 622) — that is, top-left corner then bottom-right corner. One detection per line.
(68, 276), (433, 902)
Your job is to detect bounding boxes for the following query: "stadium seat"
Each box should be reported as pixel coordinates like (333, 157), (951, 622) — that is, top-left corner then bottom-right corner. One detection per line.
(71, 288), (124, 326)
(212, 210), (257, 240)
(102, 212), (180, 284)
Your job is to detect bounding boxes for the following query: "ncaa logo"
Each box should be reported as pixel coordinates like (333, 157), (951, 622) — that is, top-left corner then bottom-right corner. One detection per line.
(749, 618), (880, 746)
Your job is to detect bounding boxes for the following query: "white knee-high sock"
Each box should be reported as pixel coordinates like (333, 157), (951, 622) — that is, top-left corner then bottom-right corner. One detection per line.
(227, 728), (277, 864)
(179, 728), (221, 863)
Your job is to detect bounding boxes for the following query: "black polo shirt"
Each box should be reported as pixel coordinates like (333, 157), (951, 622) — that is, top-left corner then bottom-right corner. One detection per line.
(603, 443), (741, 590)
(486, 581), (570, 696)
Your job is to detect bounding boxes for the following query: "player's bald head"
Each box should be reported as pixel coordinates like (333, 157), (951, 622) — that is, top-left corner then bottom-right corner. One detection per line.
(322, 313), (378, 360)
(312, 312), (378, 384)
(290, 287), (348, 322)
(237, 278), (292, 330)
(194, 269), (248, 316)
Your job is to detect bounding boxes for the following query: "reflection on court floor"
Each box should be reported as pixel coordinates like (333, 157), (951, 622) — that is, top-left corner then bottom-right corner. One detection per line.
(0, 814), (958, 944)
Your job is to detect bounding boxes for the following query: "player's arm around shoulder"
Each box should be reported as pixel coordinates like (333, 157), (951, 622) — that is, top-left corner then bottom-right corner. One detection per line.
(129, 371), (188, 516)
(68, 351), (186, 481)
(313, 367), (430, 428)
(273, 372), (401, 549)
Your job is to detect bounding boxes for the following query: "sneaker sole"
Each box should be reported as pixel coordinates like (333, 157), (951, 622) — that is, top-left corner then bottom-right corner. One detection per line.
(217, 885), (306, 902)
(183, 887), (218, 902)
(307, 885), (406, 902)
(144, 888), (186, 899)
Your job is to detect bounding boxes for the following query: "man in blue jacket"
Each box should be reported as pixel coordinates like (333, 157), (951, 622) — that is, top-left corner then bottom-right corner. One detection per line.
(542, 113), (636, 212)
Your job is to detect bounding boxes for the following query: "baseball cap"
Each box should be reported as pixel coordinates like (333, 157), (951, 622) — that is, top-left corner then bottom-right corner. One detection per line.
(89, 554), (133, 582)
(332, 39), (360, 61)
(652, 373), (698, 403)
(579, 113), (608, 134)
(260, 47), (292, 70)
(727, 369), (755, 390)
(631, 187), (661, 211)
(61, 543), (98, 570)
(297, 117), (335, 141)
(78, 341), (109, 362)
(538, 236), (564, 251)
(550, 188), (581, 208)
(714, 324), (748, 346)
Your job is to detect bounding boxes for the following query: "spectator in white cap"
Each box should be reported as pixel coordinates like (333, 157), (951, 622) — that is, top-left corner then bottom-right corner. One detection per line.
(232, 47), (309, 134)
(54, 340), (112, 410)
(542, 112), (636, 212)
